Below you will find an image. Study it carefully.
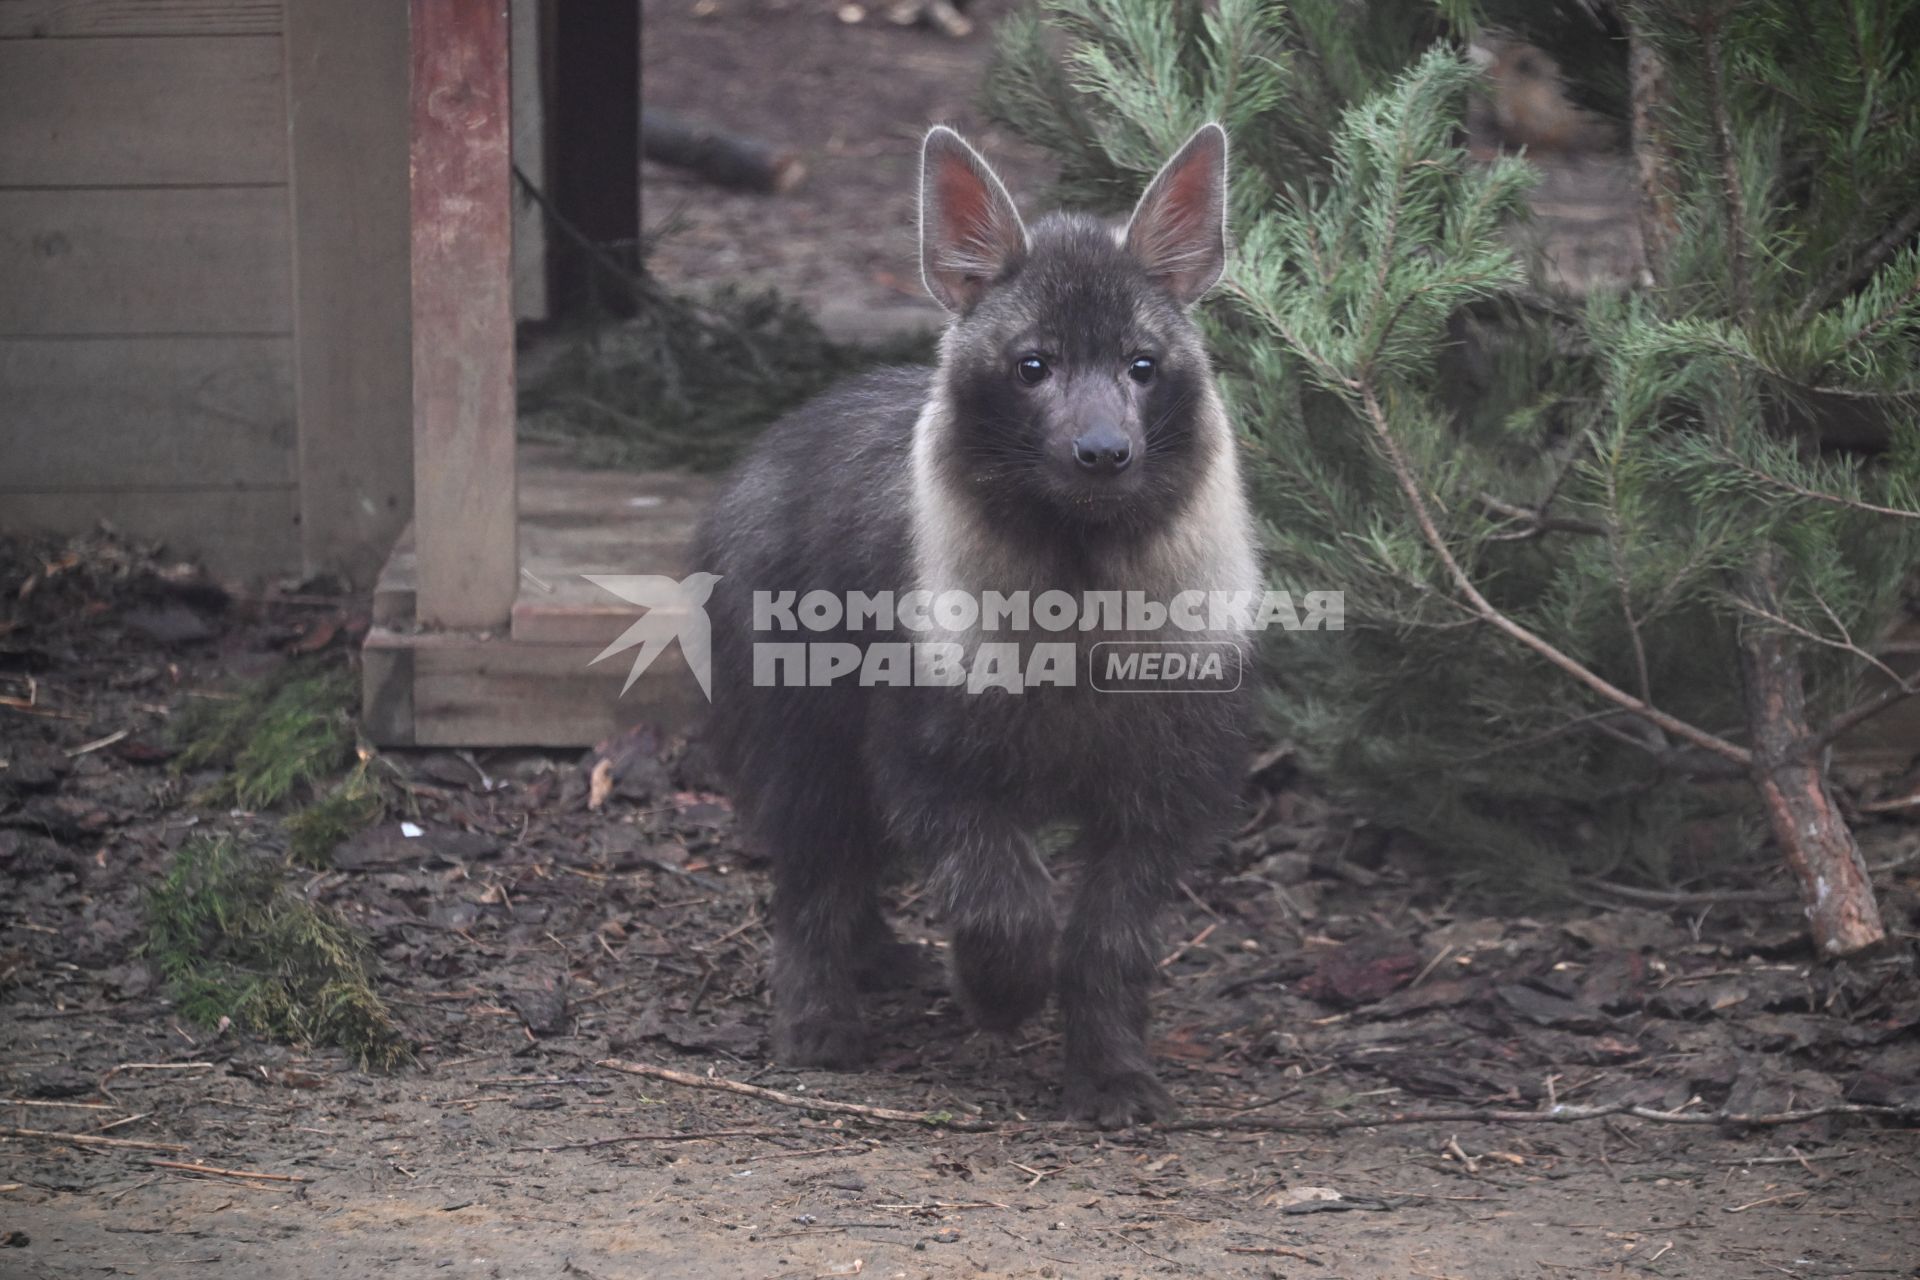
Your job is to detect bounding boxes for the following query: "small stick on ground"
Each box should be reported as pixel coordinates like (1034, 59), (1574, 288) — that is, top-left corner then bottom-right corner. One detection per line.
(600, 1060), (1920, 1136)
(511, 1127), (793, 1153)
(598, 1059), (997, 1131)
(149, 1160), (310, 1184)
(1, 1125), (189, 1153)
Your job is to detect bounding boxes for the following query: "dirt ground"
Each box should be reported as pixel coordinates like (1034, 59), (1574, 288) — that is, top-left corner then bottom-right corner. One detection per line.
(640, 0), (1056, 337)
(6, 4), (1920, 1279)
(5, 543), (1920, 1280)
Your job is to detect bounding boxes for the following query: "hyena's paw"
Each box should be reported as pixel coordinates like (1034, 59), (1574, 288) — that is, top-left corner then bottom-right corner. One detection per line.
(952, 921), (1055, 1033)
(1063, 1070), (1176, 1129)
(773, 1014), (870, 1069)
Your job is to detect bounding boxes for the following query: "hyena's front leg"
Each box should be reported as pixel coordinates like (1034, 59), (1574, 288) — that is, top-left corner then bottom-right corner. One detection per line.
(1057, 841), (1182, 1127)
(902, 800), (1056, 1034)
(767, 801), (890, 1069)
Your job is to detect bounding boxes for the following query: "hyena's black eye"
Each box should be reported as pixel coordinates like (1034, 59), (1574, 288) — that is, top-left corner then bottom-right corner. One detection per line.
(1016, 356), (1050, 385)
(1129, 356), (1157, 384)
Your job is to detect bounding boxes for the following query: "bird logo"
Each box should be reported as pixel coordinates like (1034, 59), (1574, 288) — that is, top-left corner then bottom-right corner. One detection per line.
(583, 572), (723, 700)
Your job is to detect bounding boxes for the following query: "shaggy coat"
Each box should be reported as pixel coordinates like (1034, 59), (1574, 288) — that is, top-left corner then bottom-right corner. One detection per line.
(693, 124), (1258, 1126)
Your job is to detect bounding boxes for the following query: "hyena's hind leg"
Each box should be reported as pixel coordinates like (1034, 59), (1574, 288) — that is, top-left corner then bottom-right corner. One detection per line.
(762, 780), (893, 1068)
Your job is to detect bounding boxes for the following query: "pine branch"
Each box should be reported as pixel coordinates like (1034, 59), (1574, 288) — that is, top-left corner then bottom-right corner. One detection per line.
(1358, 382), (1753, 766)
(1697, 9), (1753, 323)
(1798, 201), (1920, 323)
(1719, 452), (1920, 523)
(1474, 492), (1611, 539)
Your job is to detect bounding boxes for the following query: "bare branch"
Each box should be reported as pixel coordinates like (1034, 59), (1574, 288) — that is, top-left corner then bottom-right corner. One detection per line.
(1816, 678), (1920, 752)
(1731, 596), (1911, 693)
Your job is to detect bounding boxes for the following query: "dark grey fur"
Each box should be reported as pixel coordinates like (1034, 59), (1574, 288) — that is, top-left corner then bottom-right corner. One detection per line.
(691, 126), (1254, 1126)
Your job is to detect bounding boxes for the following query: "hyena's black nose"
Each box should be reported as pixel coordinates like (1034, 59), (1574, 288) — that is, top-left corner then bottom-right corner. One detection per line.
(1072, 427), (1134, 474)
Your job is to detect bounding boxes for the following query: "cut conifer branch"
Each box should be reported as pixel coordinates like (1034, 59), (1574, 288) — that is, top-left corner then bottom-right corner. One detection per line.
(1358, 384), (1753, 768)
(985, 0), (1920, 927)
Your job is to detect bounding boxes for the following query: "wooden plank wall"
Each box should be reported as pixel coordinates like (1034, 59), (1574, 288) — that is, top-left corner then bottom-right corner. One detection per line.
(285, 0), (413, 587)
(0, 1), (299, 578)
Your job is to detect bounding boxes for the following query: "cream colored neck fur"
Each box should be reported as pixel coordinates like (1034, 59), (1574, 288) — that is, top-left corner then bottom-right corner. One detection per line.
(907, 375), (1262, 634)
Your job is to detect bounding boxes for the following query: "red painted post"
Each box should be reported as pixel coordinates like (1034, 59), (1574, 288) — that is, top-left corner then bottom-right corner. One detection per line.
(409, 0), (518, 630)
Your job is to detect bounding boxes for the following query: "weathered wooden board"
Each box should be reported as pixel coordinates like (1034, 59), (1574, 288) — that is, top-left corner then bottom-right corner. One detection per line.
(0, 336), (293, 489)
(361, 626), (706, 747)
(409, 0), (518, 629)
(0, 188), (290, 335)
(286, 0), (412, 587)
(510, 0), (547, 321)
(368, 450), (719, 644)
(0, 37), (285, 187)
(511, 466), (717, 645)
(0, 486), (298, 578)
(362, 448), (719, 747)
(0, 1), (280, 37)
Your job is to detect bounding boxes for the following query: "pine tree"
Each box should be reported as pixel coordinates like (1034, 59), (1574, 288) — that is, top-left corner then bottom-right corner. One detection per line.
(985, 0), (1920, 953)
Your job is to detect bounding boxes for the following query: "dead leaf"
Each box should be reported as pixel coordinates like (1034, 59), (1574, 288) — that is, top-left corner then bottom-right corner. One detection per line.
(588, 758), (615, 811)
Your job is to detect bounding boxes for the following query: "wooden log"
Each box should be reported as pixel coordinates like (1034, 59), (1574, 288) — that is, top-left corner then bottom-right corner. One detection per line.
(409, 0), (518, 629)
(641, 106), (806, 194)
(1737, 554), (1886, 956)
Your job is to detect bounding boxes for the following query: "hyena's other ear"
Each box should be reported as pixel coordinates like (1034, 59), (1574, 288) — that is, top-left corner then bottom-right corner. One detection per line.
(1126, 123), (1229, 306)
(920, 126), (1027, 314)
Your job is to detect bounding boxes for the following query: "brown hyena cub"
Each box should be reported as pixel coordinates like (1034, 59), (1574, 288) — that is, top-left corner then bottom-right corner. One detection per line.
(693, 124), (1259, 1126)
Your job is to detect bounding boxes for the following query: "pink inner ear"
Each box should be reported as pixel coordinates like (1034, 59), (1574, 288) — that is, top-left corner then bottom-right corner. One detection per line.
(936, 157), (992, 251)
(1157, 155), (1214, 240)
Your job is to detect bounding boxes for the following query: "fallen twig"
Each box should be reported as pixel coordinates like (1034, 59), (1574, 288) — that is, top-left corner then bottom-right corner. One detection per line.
(1579, 877), (1790, 907)
(1, 1124), (189, 1153)
(1161, 1099), (1920, 1134)
(601, 1059), (1920, 1136)
(598, 1059), (997, 1131)
(511, 1127), (793, 1153)
(148, 1159), (309, 1184)
(65, 728), (129, 757)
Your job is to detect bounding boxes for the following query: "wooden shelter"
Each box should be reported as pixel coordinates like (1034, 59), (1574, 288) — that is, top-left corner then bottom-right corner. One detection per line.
(2, 3), (1905, 755)
(2, 0), (700, 746)
(0, 0), (412, 584)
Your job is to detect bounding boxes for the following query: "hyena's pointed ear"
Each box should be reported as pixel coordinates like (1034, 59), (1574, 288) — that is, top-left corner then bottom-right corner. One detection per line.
(920, 126), (1027, 314)
(1125, 123), (1229, 306)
